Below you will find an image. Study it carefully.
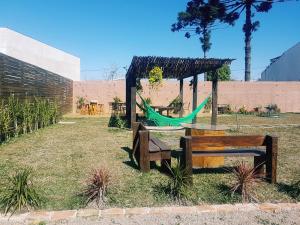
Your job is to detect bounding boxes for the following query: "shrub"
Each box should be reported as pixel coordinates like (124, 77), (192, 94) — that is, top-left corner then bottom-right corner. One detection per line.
(108, 115), (127, 128)
(230, 161), (260, 202)
(167, 159), (190, 200)
(0, 169), (43, 215)
(77, 97), (86, 109)
(169, 96), (182, 114)
(81, 168), (111, 207)
(149, 66), (163, 89)
(203, 96), (212, 113)
(0, 95), (60, 143)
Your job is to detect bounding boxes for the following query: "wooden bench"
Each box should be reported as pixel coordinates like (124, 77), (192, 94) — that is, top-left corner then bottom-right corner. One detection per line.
(180, 135), (278, 184)
(132, 122), (171, 172)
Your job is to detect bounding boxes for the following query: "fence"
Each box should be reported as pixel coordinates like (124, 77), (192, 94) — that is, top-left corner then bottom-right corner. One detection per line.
(0, 53), (73, 114)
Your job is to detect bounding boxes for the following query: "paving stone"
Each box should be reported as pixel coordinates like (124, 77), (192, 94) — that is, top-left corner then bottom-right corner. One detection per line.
(101, 208), (125, 217)
(125, 207), (150, 215)
(235, 203), (259, 212)
(27, 211), (51, 221)
(77, 209), (99, 218)
(259, 203), (281, 213)
(51, 210), (77, 221)
(196, 205), (216, 213)
(211, 204), (237, 212)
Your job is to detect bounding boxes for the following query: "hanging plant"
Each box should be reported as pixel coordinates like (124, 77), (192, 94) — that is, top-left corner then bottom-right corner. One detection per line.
(148, 66), (163, 89)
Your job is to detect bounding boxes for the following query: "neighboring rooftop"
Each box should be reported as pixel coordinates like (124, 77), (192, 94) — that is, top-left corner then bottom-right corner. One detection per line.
(0, 28), (80, 81)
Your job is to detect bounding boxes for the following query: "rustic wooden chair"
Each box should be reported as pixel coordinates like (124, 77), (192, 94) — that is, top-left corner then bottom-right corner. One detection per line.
(180, 135), (278, 184)
(132, 122), (171, 172)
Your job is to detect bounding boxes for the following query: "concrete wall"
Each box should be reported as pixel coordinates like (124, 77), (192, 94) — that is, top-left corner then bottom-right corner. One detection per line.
(261, 42), (300, 81)
(73, 80), (300, 114)
(0, 28), (80, 81)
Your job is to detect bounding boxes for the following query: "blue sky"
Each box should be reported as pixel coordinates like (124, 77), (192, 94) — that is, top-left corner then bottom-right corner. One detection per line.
(0, 0), (299, 80)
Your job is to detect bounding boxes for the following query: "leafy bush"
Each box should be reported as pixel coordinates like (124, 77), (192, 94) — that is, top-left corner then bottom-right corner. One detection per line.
(230, 161), (260, 202)
(149, 66), (163, 89)
(108, 115), (127, 128)
(169, 96), (182, 114)
(207, 64), (231, 81)
(77, 96), (86, 109)
(0, 95), (60, 143)
(81, 168), (111, 207)
(0, 169), (43, 215)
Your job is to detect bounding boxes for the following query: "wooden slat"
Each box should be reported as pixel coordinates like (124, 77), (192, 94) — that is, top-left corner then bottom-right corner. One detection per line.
(0, 53), (73, 115)
(149, 140), (160, 152)
(150, 137), (170, 151)
(191, 135), (266, 148)
(191, 149), (266, 157)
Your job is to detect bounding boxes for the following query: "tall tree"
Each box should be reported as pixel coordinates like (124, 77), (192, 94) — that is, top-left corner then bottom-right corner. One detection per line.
(221, 0), (284, 81)
(171, 0), (226, 80)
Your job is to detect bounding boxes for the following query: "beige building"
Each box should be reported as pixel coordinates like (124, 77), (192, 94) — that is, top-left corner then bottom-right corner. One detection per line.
(0, 27), (80, 81)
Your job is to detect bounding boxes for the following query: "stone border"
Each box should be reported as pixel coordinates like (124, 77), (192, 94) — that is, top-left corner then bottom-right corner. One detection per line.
(0, 203), (299, 223)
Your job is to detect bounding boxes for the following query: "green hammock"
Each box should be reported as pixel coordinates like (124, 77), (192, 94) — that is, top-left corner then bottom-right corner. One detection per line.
(137, 93), (211, 126)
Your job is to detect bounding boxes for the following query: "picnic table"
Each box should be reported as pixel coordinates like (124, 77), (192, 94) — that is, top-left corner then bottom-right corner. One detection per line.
(110, 102), (126, 114)
(151, 106), (175, 117)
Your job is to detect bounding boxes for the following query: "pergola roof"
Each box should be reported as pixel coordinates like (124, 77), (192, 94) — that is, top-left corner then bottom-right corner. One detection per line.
(126, 56), (234, 80)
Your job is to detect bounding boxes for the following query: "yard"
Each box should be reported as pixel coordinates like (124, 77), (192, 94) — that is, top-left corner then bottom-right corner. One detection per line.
(0, 114), (299, 210)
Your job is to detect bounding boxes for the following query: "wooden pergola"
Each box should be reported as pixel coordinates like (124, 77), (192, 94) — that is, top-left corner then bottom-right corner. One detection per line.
(126, 56), (233, 127)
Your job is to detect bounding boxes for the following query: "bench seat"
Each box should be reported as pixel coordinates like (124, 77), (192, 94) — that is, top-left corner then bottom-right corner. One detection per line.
(133, 122), (171, 172)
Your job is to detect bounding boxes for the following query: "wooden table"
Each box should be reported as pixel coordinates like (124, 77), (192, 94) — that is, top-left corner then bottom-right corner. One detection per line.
(151, 106), (175, 117)
(181, 123), (229, 168)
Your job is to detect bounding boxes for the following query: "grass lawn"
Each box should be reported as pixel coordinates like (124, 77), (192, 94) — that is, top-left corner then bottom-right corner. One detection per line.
(0, 114), (299, 210)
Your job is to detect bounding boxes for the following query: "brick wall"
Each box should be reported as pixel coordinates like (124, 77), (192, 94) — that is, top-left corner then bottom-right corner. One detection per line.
(73, 80), (300, 114)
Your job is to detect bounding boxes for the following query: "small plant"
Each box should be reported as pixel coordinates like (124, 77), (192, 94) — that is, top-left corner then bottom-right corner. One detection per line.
(266, 104), (280, 113)
(167, 159), (190, 200)
(144, 97), (152, 105)
(169, 96), (182, 114)
(113, 96), (121, 104)
(238, 105), (248, 114)
(77, 97), (86, 109)
(230, 161), (260, 202)
(203, 96), (212, 113)
(149, 66), (163, 89)
(0, 168), (43, 215)
(108, 115), (127, 128)
(81, 168), (111, 207)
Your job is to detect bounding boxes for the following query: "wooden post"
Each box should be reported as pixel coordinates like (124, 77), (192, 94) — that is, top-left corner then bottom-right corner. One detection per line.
(139, 130), (150, 172)
(192, 75), (198, 123)
(180, 136), (193, 185)
(179, 79), (183, 117)
(211, 70), (218, 126)
(125, 73), (131, 126)
(126, 72), (136, 128)
(265, 135), (278, 183)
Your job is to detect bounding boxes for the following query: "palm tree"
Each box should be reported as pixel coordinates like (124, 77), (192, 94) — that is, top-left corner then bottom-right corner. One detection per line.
(222, 0), (285, 81)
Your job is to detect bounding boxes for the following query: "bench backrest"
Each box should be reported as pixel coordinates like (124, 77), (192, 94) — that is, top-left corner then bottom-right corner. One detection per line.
(188, 135), (270, 149)
(132, 122), (149, 154)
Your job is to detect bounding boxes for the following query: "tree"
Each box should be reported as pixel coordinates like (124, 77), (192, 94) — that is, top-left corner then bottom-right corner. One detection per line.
(207, 64), (231, 81)
(171, 0), (226, 80)
(221, 0), (285, 81)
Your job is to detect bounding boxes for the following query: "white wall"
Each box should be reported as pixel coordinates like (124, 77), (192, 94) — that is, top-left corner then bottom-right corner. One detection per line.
(261, 43), (300, 81)
(0, 28), (80, 81)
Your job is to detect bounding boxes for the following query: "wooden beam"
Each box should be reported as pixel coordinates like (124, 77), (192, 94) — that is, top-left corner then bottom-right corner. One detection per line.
(179, 79), (183, 117)
(192, 75), (198, 123)
(211, 70), (218, 126)
(125, 73), (131, 125)
(130, 74), (137, 127)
